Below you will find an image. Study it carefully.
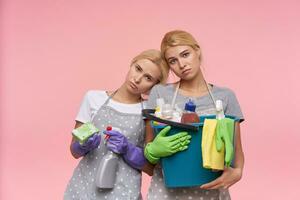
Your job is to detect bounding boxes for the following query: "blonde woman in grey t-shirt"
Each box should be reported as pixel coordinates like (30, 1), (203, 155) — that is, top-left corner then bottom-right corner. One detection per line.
(144, 30), (245, 200)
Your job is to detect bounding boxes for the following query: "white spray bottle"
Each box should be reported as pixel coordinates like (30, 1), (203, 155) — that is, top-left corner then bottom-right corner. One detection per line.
(95, 126), (119, 189)
(216, 100), (225, 120)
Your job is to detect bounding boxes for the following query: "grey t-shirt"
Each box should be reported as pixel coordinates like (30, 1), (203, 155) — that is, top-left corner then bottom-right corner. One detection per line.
(146, 83), (244, 122)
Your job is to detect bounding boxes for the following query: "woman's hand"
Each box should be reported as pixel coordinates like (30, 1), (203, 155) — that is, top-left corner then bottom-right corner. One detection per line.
(105, 129), (128, 154)
(71, 134), (101, 158)
(105, 129), (148, 170)
(200, 167), (242, 189)
(144, 126), (191, 164)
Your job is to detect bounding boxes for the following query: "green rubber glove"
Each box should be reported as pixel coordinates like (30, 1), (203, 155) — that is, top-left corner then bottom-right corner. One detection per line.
(216, 118), (235, 167)
(144, 126), (191, 164)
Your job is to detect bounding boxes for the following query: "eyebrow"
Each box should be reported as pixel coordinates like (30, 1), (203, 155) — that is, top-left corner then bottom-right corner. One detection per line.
(167, 57), (176, 62)
(136, 64), (156, 80)
(167, 49), (189, 62)
(145, 73), (154, 80)
(179, 49), (189, 56)
(136, 64), (143, 70)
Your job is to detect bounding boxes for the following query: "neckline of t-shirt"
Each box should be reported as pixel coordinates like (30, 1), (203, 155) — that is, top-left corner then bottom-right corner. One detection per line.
(104, 91), (144, 107)
(171, 83), (218, 100)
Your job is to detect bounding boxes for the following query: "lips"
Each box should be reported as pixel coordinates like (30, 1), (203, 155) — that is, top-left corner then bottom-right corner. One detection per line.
(182, 68), (191, 75)
(129, 82), (138, 90)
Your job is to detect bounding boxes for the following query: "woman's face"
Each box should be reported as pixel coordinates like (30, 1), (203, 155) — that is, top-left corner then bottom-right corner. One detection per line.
(164, 45), (201, 80)
(125, 59), (161, 95)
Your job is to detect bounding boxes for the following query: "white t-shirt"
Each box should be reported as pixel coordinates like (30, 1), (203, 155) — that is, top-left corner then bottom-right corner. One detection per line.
(75, 90), (145, 123)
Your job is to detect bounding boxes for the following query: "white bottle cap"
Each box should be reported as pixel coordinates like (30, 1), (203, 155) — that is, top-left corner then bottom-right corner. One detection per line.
(216, 100), (223, 112)
(215, 100), (225, 119)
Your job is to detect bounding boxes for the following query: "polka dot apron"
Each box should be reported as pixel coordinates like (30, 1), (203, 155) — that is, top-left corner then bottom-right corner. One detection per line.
(64, 92), (145, 200)
(147, 83), (231, 200)
(147, 166), (231, 200)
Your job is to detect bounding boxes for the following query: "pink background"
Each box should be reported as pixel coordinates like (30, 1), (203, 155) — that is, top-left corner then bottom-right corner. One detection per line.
(1, 0), (300, 199)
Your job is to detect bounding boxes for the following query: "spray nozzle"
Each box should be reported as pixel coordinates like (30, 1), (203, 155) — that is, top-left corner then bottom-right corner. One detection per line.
(216, 100), (225, 119)
(103, 126), (112, 141)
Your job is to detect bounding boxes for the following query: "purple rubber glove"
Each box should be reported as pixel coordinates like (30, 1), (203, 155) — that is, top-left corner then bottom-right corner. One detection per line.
(71, 134), (101, 157)
(104, 130), (147, 170)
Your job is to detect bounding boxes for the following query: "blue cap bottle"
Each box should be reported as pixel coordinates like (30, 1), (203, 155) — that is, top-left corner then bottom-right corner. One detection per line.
(184, 99), (196, 112)
(181, 99), (199, 123)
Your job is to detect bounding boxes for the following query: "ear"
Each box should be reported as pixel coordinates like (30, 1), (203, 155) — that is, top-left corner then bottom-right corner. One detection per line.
(141, 93), (149, 100)
(195, 48), (201, 59)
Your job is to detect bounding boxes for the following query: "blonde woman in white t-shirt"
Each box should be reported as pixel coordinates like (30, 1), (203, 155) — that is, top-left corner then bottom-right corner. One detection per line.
(64, 49), (191, 200)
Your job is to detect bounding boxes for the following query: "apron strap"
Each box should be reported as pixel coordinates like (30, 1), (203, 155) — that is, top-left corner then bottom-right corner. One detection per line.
(171, 82), (180, 110)
(204, 79), (217, 108)
(171, 80), (217, 110)
(103, 90), (118, 106)
(90, 90), (118, 122)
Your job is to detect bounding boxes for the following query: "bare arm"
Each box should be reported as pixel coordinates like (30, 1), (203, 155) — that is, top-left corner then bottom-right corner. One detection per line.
(232, 122), (244, 177)
(140, 120), (156, 176)
(201, 122), (244, 189)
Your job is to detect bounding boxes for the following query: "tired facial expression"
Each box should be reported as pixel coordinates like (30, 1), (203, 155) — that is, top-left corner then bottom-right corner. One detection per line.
(165, 45), (201, 80)
(125, 59), (161, 94)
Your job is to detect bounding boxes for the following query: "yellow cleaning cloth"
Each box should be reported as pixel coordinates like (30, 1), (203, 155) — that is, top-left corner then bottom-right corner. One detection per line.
(202, 119), (225, 170)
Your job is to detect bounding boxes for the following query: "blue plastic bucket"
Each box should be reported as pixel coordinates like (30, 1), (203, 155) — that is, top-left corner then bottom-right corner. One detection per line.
(151, 115), (237, 188)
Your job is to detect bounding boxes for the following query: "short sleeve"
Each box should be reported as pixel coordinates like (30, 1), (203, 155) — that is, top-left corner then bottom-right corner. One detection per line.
(146, 85), (160, 109)
(224, 90), (245, 123)
(75, 92), (92, 123)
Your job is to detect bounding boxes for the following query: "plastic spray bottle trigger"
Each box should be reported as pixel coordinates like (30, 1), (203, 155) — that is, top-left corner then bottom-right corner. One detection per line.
(95, 126), (119, 189)
(216, 100), (225, 120)
(104, 126), (112, 143)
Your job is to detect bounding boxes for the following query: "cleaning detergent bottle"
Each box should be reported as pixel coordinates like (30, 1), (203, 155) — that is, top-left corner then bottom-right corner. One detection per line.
(154, 98), (165, 118)
(95, 126), (119, 189)
(161, 103), (174, 119)
(181, 99), (200, 124)
(171, 104), (183, 122)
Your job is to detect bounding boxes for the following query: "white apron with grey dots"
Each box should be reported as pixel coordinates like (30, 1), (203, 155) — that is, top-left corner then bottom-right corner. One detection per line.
(64, 93), (145, 200)
(147, 83), (231, 200)
(147, 166), (230, 200)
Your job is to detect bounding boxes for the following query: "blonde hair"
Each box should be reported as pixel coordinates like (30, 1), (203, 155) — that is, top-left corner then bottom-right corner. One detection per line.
(161, 30), (201, 62)
(131, 49), (169, 84)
